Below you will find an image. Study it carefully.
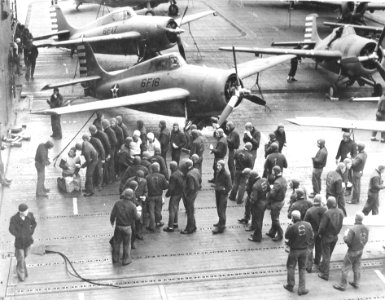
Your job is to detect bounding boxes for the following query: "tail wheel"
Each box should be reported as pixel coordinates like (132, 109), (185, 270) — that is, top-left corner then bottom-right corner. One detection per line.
(169, 4), (178, 16)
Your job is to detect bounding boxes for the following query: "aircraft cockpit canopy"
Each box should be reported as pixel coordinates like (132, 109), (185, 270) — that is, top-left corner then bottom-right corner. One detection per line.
(149, 54), (186, 72)
(97, 8), (135, 25)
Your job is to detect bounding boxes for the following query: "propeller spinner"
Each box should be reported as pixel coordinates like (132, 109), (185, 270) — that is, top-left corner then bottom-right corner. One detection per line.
(217, 47), (266, 126)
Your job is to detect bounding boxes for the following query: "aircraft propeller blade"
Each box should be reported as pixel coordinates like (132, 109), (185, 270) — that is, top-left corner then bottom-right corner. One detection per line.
(340, 57), (359, 65)
(375, 26), (385, 54)
(218, 95), (239, 126)
(243, 94), (266, 106)
(176, 35), (186, 60)
(157, 24), (184, 34)
(374, 60), (385, 81)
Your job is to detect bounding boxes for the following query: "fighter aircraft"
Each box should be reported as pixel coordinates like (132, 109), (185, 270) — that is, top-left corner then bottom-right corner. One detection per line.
(33, 44), (295, 126)
(283, 1), (385, 24)
(74, 0), (179, 16)
(220, 13), (385, 97)
(34, 5), (214, 61)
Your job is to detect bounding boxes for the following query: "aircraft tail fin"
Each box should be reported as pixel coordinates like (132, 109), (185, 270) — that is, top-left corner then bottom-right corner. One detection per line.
(50, 5), (75, 39)
(304, 14), (320, 43)
(77, 43), (107, 78)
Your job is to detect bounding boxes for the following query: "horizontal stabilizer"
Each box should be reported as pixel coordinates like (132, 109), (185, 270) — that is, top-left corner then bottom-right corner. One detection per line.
(324, 22), (383, 33)
(41, 75), (101, 90)
(33, 30), (70, 41)
(177, 10), (216, 26)
(36, 31), (140, 47)
(220, 46), (341, 59)
(287, 117), (385, 132)
(351, 96), (381, 102)
(271, 41), (316, 47)
(32, 88), (190, 115)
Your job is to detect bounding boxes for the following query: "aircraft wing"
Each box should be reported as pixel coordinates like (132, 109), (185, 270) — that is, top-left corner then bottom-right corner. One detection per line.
(287, 117), (385, 132)
(41, 76), (102, 90)
(32, 88), (190, 115)
(237, 55), (295, 79)
(324, 22), (383, 33)
(33, 30), (71, 41)
(367, 3), (385, 11)
(220, 46), (342, 60)
(177, 10), (216, 26)
(34, 31), (141, 47)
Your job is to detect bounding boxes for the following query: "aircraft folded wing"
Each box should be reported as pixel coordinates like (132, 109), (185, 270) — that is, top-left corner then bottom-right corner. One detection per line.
(32, 88), (190, 115)
(324, 22), (382, 33)
(177, 10), (216, 26)
(237, 55), (295, 79)
(41, 76), (101, 90)
(368, 3), (385, 11)
(287, 117), (385, 132)
(36, 31), (141, 47)
(220, 47), (342, 60)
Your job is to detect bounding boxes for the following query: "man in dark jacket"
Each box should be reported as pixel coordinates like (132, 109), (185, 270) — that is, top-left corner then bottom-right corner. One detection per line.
(181, 159), (201, 234)
(146, 162), (169, 231)
(116, 115), (129, 139)
(264, 133), (277, 158)
(190, 129), (205, 174)
(371, 95), (385, 142)
(266, 166), (287, 241)
(363, 165), (385, 215)
(111, 118), (124, 176)
(263, 143), (288, 178)
(304, 195), (327, 272)
(158, 120), (170, 162)
(318, 197), (345, 281)
(243, 122), (260, 166)
(336, 132), (357, 163)
(326, 162), (347, 216)
(76, 139), (98, 197)
(229, 143), (253, 204)
(89, 125), (111, 186)
(238, 170), (259, 226)
(102, 119), (118, 183)
(47, 88), (63, 139)
(209, 128), (227, 183)
(151, 147), (169, 180)
(287, 188), (313, 220)
(213, 160), (232, 234)
(164, 161), (184, 232)
(248, 172), (270, 242)
(226, 121), (240, 181)
(333, 212), (369, 291)
(9, 203), (37, 281)
(35, 140), (54, 197)
(350, 143), (367, 204)
(283, 210), (313, 296)
(274, 123), (287, 153)
(110, 188), (138, 265)
(84, 133), (105, 191)
(170, 123), (186, 164)
(311, 139), (328, 197)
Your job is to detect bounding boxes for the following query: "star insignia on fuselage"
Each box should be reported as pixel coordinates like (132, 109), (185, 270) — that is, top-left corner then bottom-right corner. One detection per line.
(111, 84), (119, 98)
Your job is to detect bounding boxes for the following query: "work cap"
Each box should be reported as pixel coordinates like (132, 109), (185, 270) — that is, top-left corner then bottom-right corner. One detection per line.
(45, 140), (54, 148)
(136, 170), (144, 178)
(18, 203), (28, 212)
(116, 115), (122, 122)
(343, 132), (350, 138)
(169, 161), (178, 170)
(313, 194), (322, 205)
(278, 123), (284, 129)
(272, 165), (281, 174)
(191, 154), (199, 162)
(269, 133), (276, 139)
(159, 120), (166, 126)
(121, 188), (134, 199)
(151, 162), (160, 172)
(270, 142), (279, 151)
(327, 196), (337, 208)
(173, 122), (179, 127)
(227, 121), (234, 129)
(355, 211), (364, 223)
(290, 179), (299, 189)
(128, 181), (138, 191)
(133, 130), (140, 137)
(75, 143), (82, 150)
(317, 139), (325, 147)
(133, 156), (141, 164)
(250, 170), (258, 177)
(337, 162), (346, 171)
(191, 124), (197, 130)
(89, 125), (97, 134)
(357, 143), (365, 151)
(147, 132), (154, 140)
(291, 210), (301, 220)
(53, 87), (59, 92)
(244, 142), (252, 151)
(242, 167), (251, 175)
(110, 118), (117, 125)
(184, 159), (193, 170)
(378, 165), (385, 171)
(217, 128), (224, 135)
(191, 129), (200, 138)
(142, 151), (151, 159)
(296, 188), (305, 199)
(101, 119), (110, 128)
(82, 133), (90, 141)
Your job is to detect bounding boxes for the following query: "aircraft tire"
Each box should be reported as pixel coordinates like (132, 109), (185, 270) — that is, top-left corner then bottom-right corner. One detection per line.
(145, 10), (155, 16)
(169, 4), (178, 16)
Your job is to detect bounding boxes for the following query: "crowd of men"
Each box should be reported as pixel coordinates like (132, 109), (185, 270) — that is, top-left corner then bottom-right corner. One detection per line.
(27, 116), (385, 294)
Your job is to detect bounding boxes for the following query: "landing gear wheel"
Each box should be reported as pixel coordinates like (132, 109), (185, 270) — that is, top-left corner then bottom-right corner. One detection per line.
(169, 4), (178, 16)
(145, 10), (155, 16)
(328, 84), (339, 100)
(373, 83), (383, 97)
